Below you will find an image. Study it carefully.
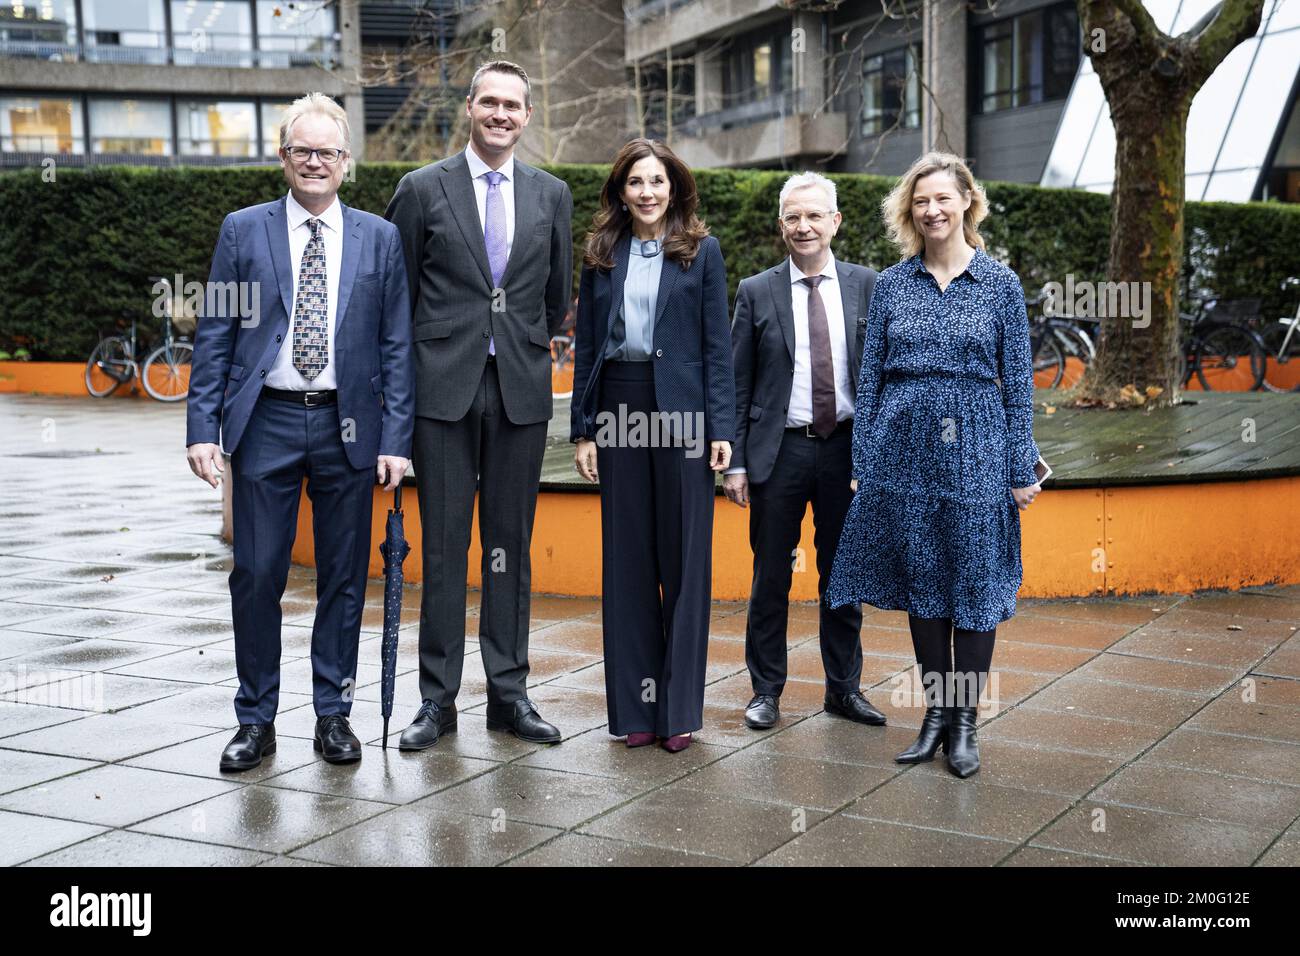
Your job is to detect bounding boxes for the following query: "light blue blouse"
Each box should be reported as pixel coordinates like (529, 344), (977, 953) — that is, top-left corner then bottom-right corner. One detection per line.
(605, 235), (664, 362)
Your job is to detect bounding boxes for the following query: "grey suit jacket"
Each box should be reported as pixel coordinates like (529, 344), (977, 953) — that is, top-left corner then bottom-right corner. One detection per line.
(385, 150), (574, 425)
(730, 257), (879, 485)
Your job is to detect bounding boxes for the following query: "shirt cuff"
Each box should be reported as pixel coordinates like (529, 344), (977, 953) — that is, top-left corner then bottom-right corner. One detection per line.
(724, 466), (747, 476)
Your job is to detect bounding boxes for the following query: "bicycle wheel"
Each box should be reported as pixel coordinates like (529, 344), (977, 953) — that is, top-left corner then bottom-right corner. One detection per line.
(85, 337), (132, 397)
(550, 335), (573, 371)
(1193, 323), (1266, 391)
(1050, 322), (1091, 387)
(1261, 321), (1300, 393)
(142, 340), (194, 401)
(1032, 333), (1065, 388)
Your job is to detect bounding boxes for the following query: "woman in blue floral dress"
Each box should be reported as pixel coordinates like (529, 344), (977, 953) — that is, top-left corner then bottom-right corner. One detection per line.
(826, 152), (1042, 778)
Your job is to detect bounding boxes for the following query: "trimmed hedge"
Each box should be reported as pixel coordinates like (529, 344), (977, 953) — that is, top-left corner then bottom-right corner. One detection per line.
(2, 162), (1298, 360)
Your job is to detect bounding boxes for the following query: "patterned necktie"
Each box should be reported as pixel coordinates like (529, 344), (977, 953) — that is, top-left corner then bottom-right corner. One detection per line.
(801, 275), (837, 439)
(484, 170), (507, 356)
(291, 218), (328, 380)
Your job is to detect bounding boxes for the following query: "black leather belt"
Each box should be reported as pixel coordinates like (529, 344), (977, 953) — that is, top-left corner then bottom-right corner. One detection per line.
(261, 387), (337, 407)
(787, 419), (852, 439)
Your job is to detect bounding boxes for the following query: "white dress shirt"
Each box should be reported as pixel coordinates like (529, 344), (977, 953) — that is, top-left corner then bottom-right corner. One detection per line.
(267, 190), (343, 390)
(464, 141), (515, 259)
(787, 253), (854, 427)
(726, 253), (853, 476)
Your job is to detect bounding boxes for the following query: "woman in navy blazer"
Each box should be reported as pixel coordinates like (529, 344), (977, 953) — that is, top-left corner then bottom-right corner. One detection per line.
(570, 138), (735, 752)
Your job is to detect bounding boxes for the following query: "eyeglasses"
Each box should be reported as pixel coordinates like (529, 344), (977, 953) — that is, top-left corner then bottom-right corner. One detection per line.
(781, 211), (833, 228)
(284, 146), (346, 165)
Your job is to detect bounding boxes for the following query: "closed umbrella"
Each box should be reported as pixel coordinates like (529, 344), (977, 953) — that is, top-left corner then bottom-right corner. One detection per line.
(377, 483), (410, 749)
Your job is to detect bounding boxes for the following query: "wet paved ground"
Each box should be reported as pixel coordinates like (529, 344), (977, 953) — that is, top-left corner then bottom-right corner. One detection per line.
(2, 394), (1299, 867)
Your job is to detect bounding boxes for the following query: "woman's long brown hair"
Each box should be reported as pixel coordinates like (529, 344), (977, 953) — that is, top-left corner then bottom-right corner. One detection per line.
(583, 138), (710, 271)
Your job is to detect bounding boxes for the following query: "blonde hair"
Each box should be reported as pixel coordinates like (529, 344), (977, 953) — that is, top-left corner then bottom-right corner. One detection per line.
(881, 151), (987, 259)
(279, 92), (350, 152)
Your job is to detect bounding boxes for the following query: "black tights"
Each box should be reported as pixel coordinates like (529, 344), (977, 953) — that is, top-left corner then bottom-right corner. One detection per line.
(906, 615), (996, 709)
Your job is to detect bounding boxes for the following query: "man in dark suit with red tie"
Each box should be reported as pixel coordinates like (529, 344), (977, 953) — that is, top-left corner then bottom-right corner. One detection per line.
(725, 172), (885, 732)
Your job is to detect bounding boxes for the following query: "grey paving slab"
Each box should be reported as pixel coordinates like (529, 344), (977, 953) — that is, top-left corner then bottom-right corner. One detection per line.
(260, 748), (499, 805)
(21, 830), (274, 867)
(0, 748), (102, 796)
(122, 729), (319, 783)
(415, 764), (649, 829)
(505, 832), (732, 867)
(0, 809), (107, 866)
(578, 784), (828, 863)
(0, 764), (239, 827)
(0, 712), (215, 761)
(756, 813), (1014, 867)
(131, 785), (393, 854)
(290, 805), (560, 866)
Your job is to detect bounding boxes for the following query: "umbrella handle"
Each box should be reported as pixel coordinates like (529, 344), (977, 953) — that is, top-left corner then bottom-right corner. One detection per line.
(394, 483), (402, 512)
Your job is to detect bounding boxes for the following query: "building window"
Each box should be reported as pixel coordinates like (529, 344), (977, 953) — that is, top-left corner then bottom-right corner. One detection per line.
(179, 99), (256, 156)
(170, 0), (253, 67)
(974, 1), (1079, 113)
(256, 0), (337, 67)
(262, 100), (293, 157)
(637, 60), (695, 138)
(83, 0), (167, 64)
(89, 98), (172, 155)
(1, 94), (83, 153)
(861, 45), (920, 136)
(722, 22), (794, 108)
(0, 1), (78, 58)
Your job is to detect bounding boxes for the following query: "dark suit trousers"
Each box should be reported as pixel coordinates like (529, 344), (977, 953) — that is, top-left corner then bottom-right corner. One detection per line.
(229, 396), (374, 725)
(412, 359), (546, 708)
(596, 361), (714, 738)
(746, 424), (863, 696)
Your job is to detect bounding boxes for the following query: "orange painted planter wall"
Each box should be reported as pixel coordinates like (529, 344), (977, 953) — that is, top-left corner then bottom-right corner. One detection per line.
(290, 475), (1300, 600)
(0, 361), (150, 397)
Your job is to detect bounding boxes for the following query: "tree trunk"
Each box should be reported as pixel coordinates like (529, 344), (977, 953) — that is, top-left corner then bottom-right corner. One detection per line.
(1071, 0), (1265, 408)
(1080, 95), (1190, 405)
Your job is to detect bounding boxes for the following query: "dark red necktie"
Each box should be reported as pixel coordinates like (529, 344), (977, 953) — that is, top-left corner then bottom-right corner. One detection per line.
(801, 275), (836, 438)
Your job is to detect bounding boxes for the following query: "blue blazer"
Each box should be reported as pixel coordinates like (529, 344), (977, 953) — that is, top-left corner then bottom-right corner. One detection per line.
(186, 197), (414, 470)
(570, 233), (735, 444)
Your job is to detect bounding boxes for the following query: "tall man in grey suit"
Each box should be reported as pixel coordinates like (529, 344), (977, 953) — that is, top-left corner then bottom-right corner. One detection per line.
(385, 60), (574, 747)
(725, 172), (885, 732)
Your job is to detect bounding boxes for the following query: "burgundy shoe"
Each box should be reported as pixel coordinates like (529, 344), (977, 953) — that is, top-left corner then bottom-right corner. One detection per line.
(661, 733), (692, 753)
(625, 732), (656, 748)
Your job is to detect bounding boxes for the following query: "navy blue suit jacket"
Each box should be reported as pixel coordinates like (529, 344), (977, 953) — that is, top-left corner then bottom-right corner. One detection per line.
(570, 233), (735, 444)
(186, 196), (414, 470)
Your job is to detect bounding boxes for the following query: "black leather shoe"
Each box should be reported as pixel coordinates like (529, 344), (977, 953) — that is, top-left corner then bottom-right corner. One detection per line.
(946, 707), (980, 778)
(219, 723), (275, 772)
(895, 706), (949, 763)
(744, 694), (780, 729)
(824, 690), (887, 726)
(398, 699), (458, 751)
(486, 698), (561, 743)
(314, 714), (362, 764)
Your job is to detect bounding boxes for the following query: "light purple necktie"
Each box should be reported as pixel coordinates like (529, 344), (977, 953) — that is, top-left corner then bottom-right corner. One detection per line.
(484, 170), (507, 356)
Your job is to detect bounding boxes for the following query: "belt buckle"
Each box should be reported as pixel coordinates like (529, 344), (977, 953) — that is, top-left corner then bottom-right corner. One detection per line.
(804, 424), (817, 439)
(303, 390), (326, 408)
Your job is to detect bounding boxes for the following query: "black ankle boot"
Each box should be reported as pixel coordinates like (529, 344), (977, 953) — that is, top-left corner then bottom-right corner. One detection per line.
(895, 706), (948, 764)
(946, 706), (980, 778)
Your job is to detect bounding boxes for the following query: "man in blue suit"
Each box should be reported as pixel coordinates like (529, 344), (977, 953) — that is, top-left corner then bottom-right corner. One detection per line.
(186, 93), (414, 772)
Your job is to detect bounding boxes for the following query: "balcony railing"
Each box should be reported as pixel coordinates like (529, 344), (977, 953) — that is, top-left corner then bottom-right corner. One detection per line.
(0, 31), (339, 68)
(678, 88), (813, 136)
(627, 0), (696, 26)
(0, 137), (277, 168)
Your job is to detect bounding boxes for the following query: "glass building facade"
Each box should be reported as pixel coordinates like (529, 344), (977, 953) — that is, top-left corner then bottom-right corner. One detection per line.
(1041, 0), (1300, 202)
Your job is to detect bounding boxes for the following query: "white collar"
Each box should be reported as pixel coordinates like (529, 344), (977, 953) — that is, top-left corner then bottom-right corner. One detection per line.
(789, 252), (837, 285)
(465, 142), (514, 183)
(285, 190), (343, 233)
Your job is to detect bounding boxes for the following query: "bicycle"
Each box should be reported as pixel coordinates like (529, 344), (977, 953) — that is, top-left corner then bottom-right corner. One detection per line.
(1261, 277), (1300, 393)
(550, 334), (574, 372)
(1177, 298), (1267, 391)
(85, 300), (194, 402)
